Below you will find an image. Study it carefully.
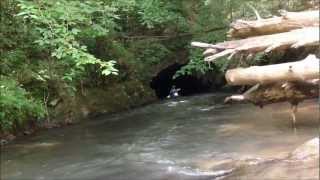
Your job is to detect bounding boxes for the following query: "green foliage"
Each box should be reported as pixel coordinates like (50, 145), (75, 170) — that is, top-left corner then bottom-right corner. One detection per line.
(0, 76), (45, 131)
(174, 0), (231, 78)
(138, 0), (187, 29)
(174, 48), (213, 78)
(135, 41), (170, 65)
(16, 0), (119, 80)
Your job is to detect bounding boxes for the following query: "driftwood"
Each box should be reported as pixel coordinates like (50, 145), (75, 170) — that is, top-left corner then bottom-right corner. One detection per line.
(190, 9), (319, 129)
(224, 79), (319, 128)
(224, 79), (319, 106)
(225, 55), (319, 85)
(191, 27), (319, 62)
(228, 10), (319, 38)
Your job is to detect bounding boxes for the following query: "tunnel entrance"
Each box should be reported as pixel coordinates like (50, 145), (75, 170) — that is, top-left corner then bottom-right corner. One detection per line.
(150, 63), (212, 99)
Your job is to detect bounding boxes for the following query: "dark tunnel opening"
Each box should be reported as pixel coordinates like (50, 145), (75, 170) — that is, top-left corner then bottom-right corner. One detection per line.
(150, 63), (212, 99)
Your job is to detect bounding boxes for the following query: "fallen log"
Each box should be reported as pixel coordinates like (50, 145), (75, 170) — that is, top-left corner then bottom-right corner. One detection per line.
(226, 79), (318, 121)
(224, 79), (319, 129)
(191, 27), (319, 62)
(192, 8), (320, 130)
(199, 28), (318, 61)
(225, 55), (319, 85)
(224, 79), (319, 106)
(228, 10), (319, 38)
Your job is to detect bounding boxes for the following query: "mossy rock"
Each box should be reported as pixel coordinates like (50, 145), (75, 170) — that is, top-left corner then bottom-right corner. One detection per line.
(51, 79), (156, 123)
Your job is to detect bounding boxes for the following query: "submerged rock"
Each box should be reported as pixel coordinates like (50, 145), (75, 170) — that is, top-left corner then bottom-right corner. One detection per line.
(0, 134), (16, 145)
(196, 137), (319, 180)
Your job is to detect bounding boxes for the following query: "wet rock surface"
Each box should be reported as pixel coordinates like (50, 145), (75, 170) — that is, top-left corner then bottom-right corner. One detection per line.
(221, 137), (319, 180)
(290, 137), (319, 160)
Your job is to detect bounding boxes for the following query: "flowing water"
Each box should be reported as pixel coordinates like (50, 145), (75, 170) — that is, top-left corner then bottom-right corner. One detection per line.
(1, 93), (319, 180)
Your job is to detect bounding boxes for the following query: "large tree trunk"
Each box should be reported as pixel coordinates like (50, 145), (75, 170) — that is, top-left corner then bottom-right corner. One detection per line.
(228, 10), (319, 39)
(191, 27), (319, 62)
(225, 55), (319, 86)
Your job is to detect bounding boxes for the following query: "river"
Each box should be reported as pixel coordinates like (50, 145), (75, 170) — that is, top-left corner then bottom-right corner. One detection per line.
(1, 93), (318, 180)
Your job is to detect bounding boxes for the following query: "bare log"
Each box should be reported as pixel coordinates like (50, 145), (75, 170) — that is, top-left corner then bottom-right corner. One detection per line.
(225, 55), (319, 86)
(224, 79), (319, 107)
(193, 9), (320, 128)
(228, 10), (319, 38)
(224, 79), (319, 128)
(191, 27), (319, 62)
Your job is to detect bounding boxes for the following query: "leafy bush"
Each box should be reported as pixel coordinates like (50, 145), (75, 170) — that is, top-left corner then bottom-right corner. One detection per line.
(174, 48), (212, 78)
(0, 76), (45, 131)
(16, 0), (119, 80)
(136, 42), (170, 65)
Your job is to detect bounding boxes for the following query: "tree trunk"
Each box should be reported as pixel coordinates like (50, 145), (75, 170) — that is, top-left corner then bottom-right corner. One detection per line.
(191, 27), (319, 62)
(228, 10), (319, 38)
(225, 55), (319, 85)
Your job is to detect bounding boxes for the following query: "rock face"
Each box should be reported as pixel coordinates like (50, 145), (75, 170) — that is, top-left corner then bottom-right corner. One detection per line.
(222, 137), (320, 180)
(197, 137), (319, 180)
(260, 137), (320, 180)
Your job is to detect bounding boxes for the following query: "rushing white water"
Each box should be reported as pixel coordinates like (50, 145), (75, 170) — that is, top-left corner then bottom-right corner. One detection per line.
(1, 93), (318, 180)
